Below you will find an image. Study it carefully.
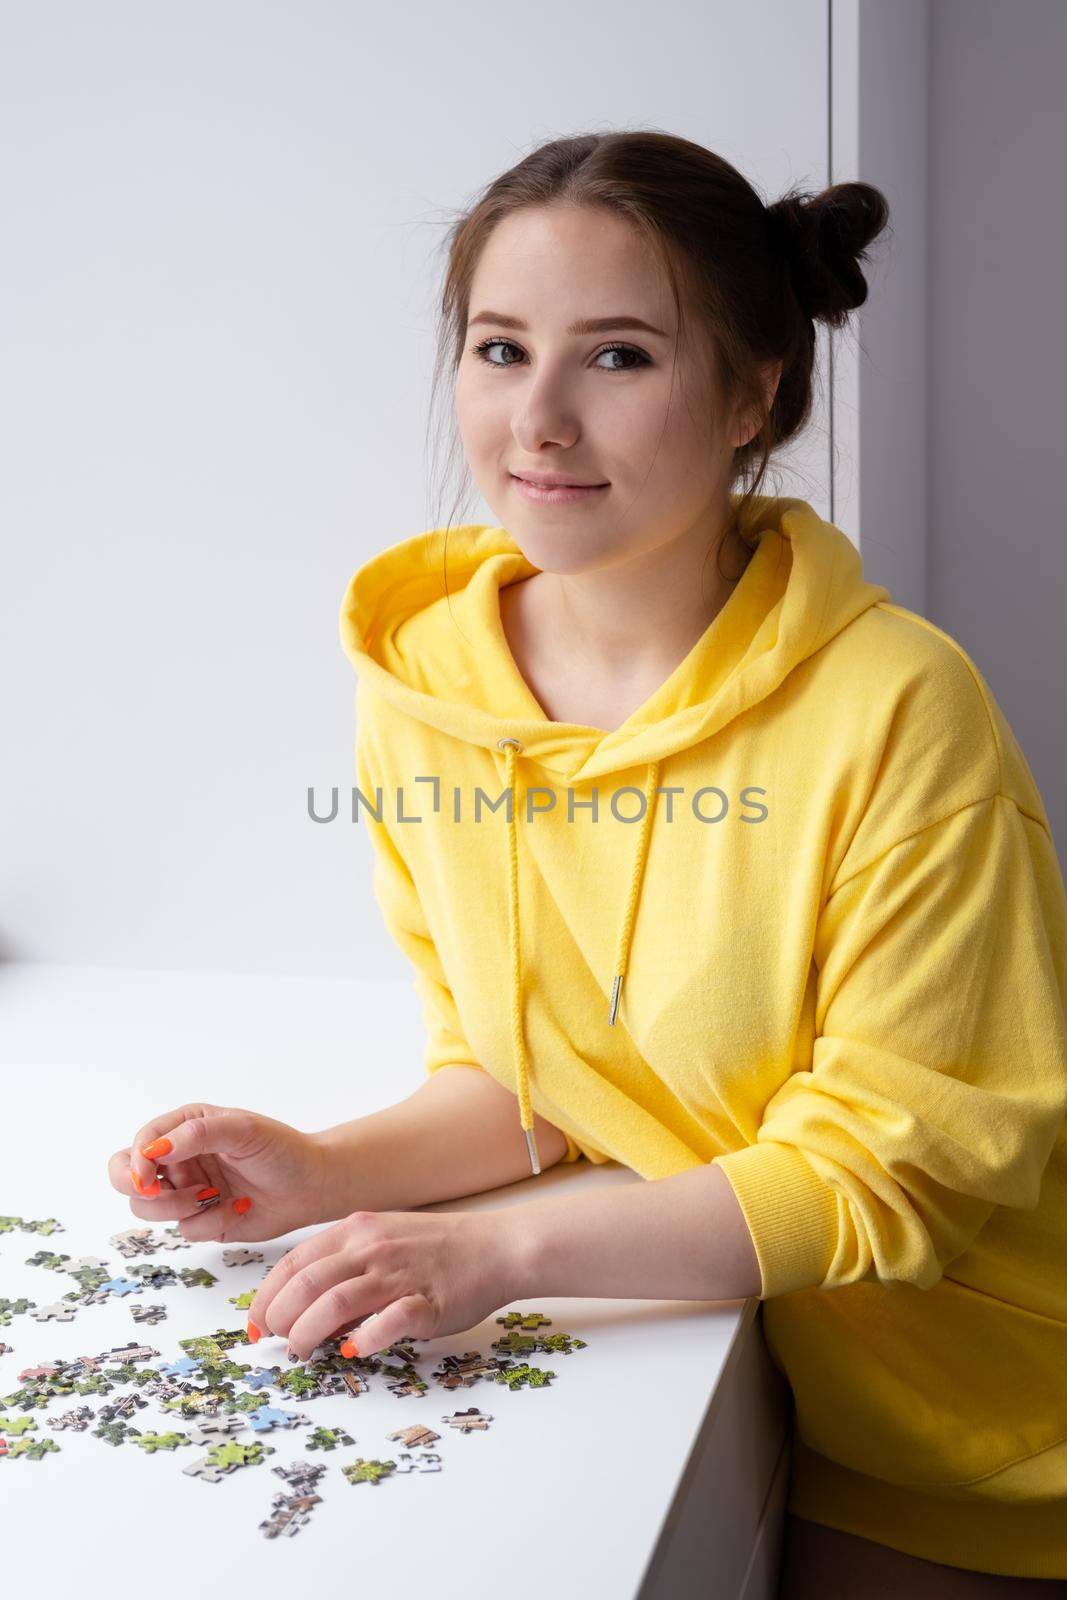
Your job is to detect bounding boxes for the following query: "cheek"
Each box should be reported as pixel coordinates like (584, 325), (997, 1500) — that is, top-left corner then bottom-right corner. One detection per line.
(455, 384), (507, 452)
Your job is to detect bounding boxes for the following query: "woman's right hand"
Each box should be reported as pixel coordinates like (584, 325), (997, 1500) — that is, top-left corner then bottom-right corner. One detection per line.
(106, 1102), (329, 1243)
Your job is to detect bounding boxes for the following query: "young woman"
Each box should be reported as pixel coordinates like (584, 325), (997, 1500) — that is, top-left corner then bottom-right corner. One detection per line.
(110, 132), (1067, 1594)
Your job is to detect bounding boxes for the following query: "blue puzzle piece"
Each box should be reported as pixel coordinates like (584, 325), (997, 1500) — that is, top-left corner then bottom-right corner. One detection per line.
(246, 1405), (302, 1433)
(101, 1277), (143, 1297)
(244, 1367), (282, 1392)
(157, 1356), (201, 1378)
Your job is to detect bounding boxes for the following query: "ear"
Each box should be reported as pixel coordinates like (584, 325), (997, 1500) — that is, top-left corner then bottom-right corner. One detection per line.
(730, 360), (784, 449)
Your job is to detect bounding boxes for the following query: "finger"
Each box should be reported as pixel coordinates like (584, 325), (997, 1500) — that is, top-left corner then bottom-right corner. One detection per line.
(271, 1255), (378, 1361)
(148, 1157), (205, 1192)
(332, 1293), (434, 1362)
(127, 1103), (222, 1192)
(247, 1220), (350, 1341)
(108, 1148), (140, 1197)
(106, 1147), (167, 1202)
(127, 1153), (206, 1201)
(176, 1191), (255, 1246)
(119, 1172), (228, 1223)
(133, 1108), (258, 1190)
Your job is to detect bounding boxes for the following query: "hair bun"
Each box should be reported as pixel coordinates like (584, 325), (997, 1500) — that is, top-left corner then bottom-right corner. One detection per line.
(766, 181), (891, 325)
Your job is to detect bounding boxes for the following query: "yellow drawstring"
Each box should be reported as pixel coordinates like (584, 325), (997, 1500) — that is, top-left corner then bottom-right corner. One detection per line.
(496, 737), (659, 1177)
(497, 737), (540, 1176)
(609, 758), (660, 1026)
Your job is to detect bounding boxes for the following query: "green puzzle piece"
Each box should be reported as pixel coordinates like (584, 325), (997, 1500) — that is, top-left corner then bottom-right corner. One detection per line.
(130, 1431), (191, 1453)
(0, 1299), (36, 1328)
(4, 1436), (60, 1460)
(0, 1414), (37, 1436)
(342, 1456), (396, 1486)
(207, 1439), (274, 1469)
(305, 1426), (354, 1452)
(492, 1363), (556, 1390)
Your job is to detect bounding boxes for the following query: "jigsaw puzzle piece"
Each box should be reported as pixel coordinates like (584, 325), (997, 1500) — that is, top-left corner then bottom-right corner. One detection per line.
(222, 1248), (264, 1267)
(28, 1304), (76, 1323)
(393, 1450), (442, 1474)
(341, 1456), (396, 1486)
(246, 1405), (308, 1434)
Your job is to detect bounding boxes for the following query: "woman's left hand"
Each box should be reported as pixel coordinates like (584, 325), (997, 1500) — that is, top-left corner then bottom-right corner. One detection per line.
(245, 1207), (521, 1361)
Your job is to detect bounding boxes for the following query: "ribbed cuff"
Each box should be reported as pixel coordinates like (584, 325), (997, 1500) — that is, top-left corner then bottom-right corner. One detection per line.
(712, 1141), (841, 1298)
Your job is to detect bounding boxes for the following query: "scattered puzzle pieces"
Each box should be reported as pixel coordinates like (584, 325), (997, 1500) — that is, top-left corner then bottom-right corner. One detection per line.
(2, 1206), (593, 1533)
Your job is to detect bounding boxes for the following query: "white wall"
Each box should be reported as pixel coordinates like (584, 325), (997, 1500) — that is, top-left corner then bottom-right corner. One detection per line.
(1, 0), (835, 979)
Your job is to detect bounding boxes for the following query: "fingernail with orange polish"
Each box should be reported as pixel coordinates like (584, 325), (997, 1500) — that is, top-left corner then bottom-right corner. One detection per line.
(340, 1337), (359, 1359)
(196, 1187), (220, 1203)
(131, 1168), (144, 1194)
(234, 1196), (252, 1215)
(140, 1136), (173, 1159)
(247, 1319), (261, 1343)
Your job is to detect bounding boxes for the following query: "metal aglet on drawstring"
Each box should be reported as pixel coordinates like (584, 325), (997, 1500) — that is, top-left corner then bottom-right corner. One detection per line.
(523, 1126), (541, 1176)
(609, 974), (623, 1026)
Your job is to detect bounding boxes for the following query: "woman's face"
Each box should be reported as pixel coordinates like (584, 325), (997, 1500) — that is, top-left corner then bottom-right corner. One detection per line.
(454, 203), (748, 577)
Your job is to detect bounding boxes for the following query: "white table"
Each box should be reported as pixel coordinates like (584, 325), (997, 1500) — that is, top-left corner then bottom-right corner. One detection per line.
(0, 964), (792, 1599)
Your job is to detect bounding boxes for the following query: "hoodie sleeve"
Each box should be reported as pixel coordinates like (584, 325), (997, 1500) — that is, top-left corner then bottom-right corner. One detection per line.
(712, 790), (1067, 1299)
(354, 701), (584, 1164)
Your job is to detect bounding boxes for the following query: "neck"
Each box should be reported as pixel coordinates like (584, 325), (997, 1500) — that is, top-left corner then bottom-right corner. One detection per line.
(539, 506), (750, 678)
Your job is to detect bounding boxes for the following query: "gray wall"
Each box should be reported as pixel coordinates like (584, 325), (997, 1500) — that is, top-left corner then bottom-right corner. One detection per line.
(925, 0), (1067, 858)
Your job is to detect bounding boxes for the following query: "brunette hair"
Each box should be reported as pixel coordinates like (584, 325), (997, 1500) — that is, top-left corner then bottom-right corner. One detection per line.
(424, 128), (891, 594)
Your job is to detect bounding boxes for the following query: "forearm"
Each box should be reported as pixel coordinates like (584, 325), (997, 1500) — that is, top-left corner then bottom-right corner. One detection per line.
(503, 1162), (763, 1303)
(310, 1065), (570, 1220)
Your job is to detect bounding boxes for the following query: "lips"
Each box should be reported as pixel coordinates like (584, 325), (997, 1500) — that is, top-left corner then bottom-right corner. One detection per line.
(511, 474), (608, 489)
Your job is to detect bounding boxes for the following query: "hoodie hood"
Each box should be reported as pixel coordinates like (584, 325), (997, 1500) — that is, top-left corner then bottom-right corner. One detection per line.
(340, 493), (891, 1174)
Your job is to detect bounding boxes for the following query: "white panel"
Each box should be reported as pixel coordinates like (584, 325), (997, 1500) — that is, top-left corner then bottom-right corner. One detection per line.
(1, 0), (829, 976)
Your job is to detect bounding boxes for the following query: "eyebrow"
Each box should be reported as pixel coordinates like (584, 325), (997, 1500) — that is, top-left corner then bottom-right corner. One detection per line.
(467, 310), (669, 338)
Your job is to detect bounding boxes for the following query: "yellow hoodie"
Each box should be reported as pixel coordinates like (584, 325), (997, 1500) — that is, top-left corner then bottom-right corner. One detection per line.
(339, 494), (1067, 1578)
